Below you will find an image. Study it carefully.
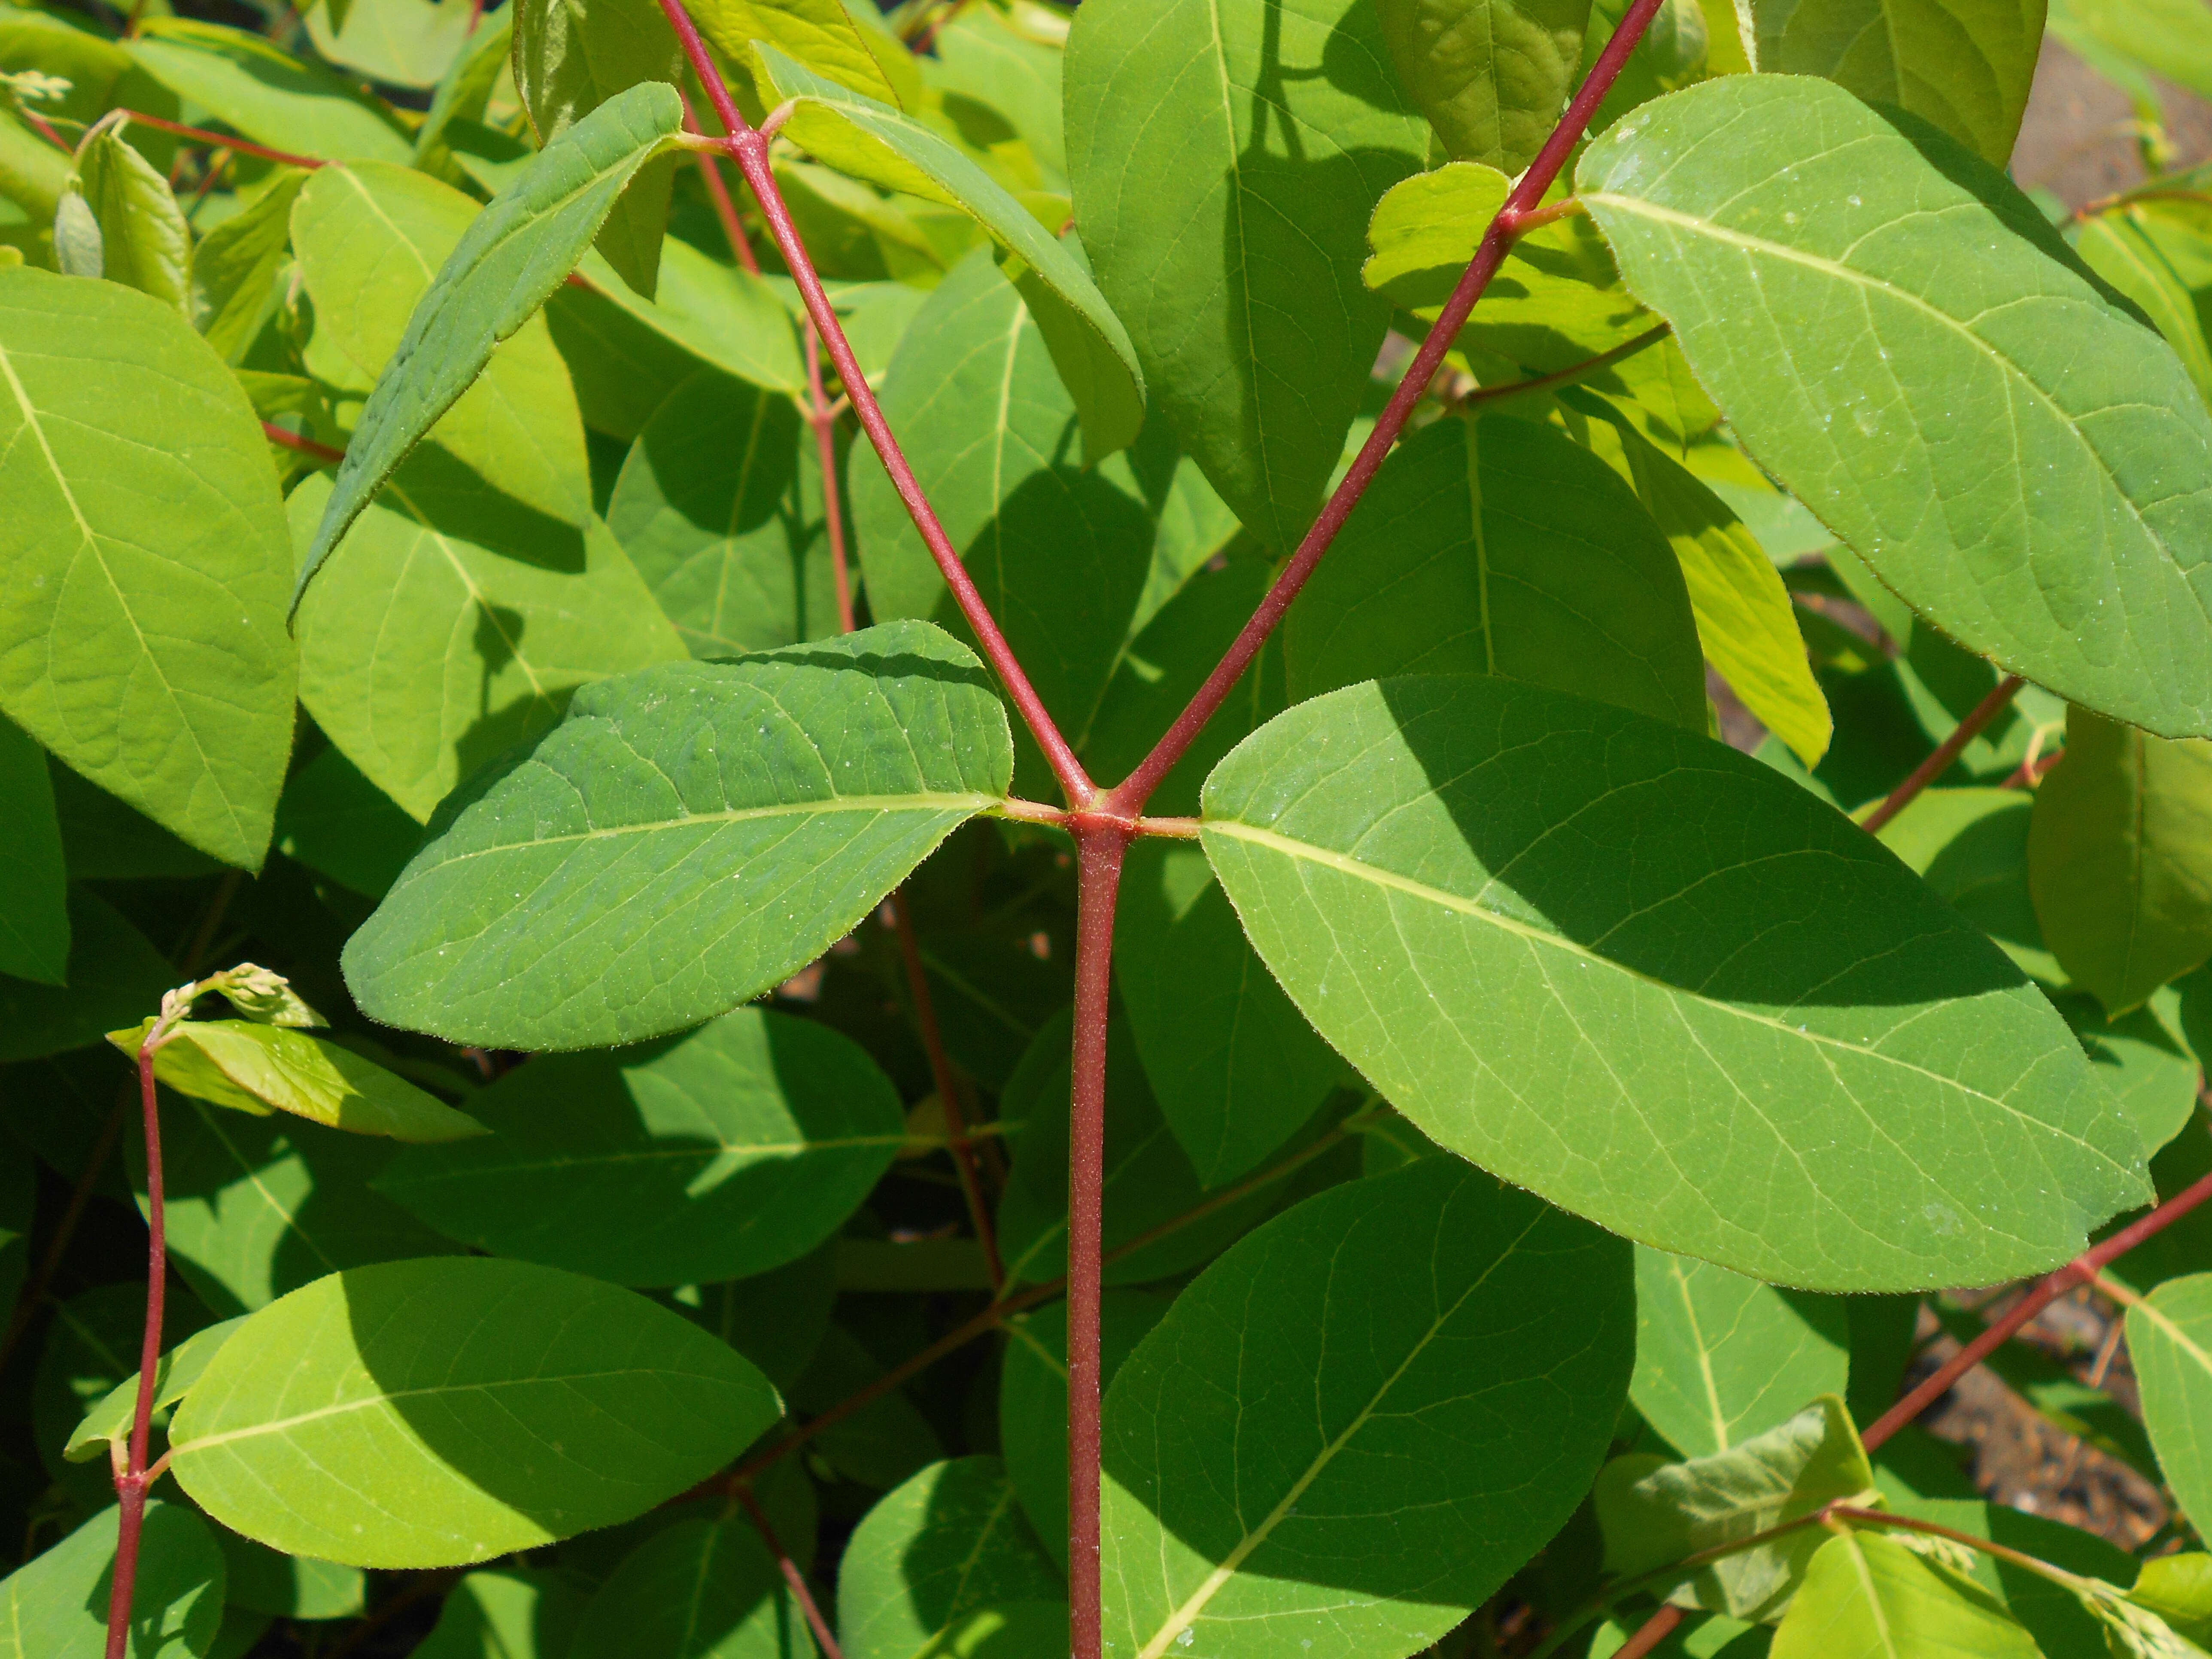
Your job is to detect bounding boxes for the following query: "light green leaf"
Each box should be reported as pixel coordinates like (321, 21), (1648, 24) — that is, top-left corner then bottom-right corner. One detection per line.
(693, 0), (902, 105)
(1578, 76), (2212, 741)
(0, 270), (295, 869)
(570, 1516), (813, 1659)
(925, 7), (1068, 184)
(375, 1007), (900, 1285)
(2134, 1555), (2212, 1648)
(0, 1501), (225, 1659)
(1377, 0), (1595, 171)
(342, 621), (1014, 1050)
(304, 0), (473, 90)
(1771, 1531), (2038, 1658)
(2078, 204), (2212, 407)
(274, 744), (423, 899)
(296, 83), (690, 610)
(607, 368), (841, 656)
(1598, 1397), (1876, 1622)
(74, 124), (189, 311)
(169, 1256), (783, 1566)
(1632, 1249), (1851, 1460)
(1283, 411), (1706, 731)
(2030, 706), (2212, 1015)
(127, 21), (413, 164)
(1760, 0), (2043, 164)
(0, 108), (69, 221)
(1103, 1159), (1632, 1659)
(1200, 676), (2150, 1289)
(54, 190), (104, 279)
(1066, 0), (1424, 544)
(290, 159), (594, 536)
(288, 457), (686, 825)
(0, 891), (173, 1063)
(2127, 1273), (2212, 1537)
(1889, 1495), (2137, 1659)
(1116, 841), (1351, 1187)
(65, 1317), (247, 1464)
(414, 12), (514, 164)
(2030, 0), (2212, 101)
(573, 237), (804, 394)
(216, 1531), (364, 1623)
(0, 712), (66, 984)
(839, 1458), (1063, 1659)
(188, 169), (308, 364)
(409, 1569), (584, 1659)
(1563, 389), (1832, 766)
(513, 0), (681, 295)
(749, 43), (1141, 461)
(107, 1018), (486, 1142)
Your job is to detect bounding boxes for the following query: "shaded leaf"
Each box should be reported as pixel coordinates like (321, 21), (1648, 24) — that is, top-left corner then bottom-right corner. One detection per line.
(0, 711), (67, 984)
(409, 1569), (587, 1659)
(0, 891), (174, 1063)
(274, 744), (424, 900)
(0, 1501), (225, 1659)
(1377, 0), (1595, 172)
(839, 1458), (1063, 1659)
(1875, 788), (2060, 982)
(571, 238), (803, 394)
(65, 1316), (247, 1464)
(569, 1516), (814, 1659)
(188, 168), (308, 364)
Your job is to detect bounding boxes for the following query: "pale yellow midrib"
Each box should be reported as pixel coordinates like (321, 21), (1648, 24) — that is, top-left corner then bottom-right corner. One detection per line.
(2130, 1296), (2212, 1380)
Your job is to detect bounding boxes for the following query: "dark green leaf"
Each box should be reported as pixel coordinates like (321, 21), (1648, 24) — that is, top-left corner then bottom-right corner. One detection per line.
(65, 1316), (246, 1465)
(569, 1515), (813, 1659)
(1875, 788), (2060, 982)
(213, 1530), (365, 1623)
(790, 1323), (943, 1490)
(0, 711), (66, 984)
(1377, 0), (1595, 172)
(0, 1501), (225, 1659)
(275, 744), (424, 900)
(0, 890), (173, 1063)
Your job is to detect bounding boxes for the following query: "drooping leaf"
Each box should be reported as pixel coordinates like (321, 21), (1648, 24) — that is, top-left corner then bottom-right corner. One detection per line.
(1282, 412), (1706, 732)
(1102, 1159), (1633, 1659)
(693, 0), (903, 106)
(1632, 1249), (1852, 1460)
(1377, 0), (1595, 172)
(839, 1458), (1063, 1659)
(1771, 1531), (2038, 1658)
(0, 712), (66, 984)
(0, 269), (296, 868)
(169, 1256), (783, 1566)
(1116, 841), (1352, 1188)
(607, 368), (841, 657)
(0, 891), (174, 1062)
(126, 21), (413, 164)
(748, 43), (1142, 461)
(304, 0), (474, 91)
(343, 622), (1014, 1050)
(513, 0), (682, 295)
(65, 1316), (247, 1465)
(568, 1515), (813, 1659)
(0, 1501), (225, 1659)
(297, 83), (690, 609)
(1597, 1397), (1877, 1621)
(1578, 76), (2212, 740)
(1066, 0), (1423, 544)
(188, 168), (308, 364)
(376, 1007), (900, 1285)
(74, 124), (189, 311)
(1200, 675), (2149, 1289)
(2029, 706), (2212, 1015)
(288, 457), (686, 825)
(2127, 1273), (2212, 1536)
(274, 744), (424, 900)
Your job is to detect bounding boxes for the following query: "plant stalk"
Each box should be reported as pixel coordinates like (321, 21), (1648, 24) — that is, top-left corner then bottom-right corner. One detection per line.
(678, 89), (761, 275)
(114, 110), (325, 170)
(103, 1036), (170, 1659)
(1857, 675), (2024, 834)
(1460, 322), (1671, 408)
(803, 318), (858, 635)
(735, 1484), (844, 1659)
(262, 421), (346, 465)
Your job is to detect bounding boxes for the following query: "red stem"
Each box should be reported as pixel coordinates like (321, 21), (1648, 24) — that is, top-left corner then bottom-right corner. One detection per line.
(114, 111), (325, 171)
(804, 319), (858, 634)
(678, 89), (761, 276)
(1096, 0), (1668, 817)
(263, 421), (346, 465)
(1858, 675), (2025, 834)
(734, 1485), (843, 1659)
(649, 0), (1093, 807)
(1067, 827), (1129, 1659)
(103, 1041), (168, 1659)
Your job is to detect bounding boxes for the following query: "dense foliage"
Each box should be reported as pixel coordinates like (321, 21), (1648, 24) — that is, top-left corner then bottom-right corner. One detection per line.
(3, 0), (2212, 1653)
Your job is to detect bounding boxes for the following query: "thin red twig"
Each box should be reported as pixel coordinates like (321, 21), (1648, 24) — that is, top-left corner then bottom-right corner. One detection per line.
(678, 88), (761, 275)
(1096, 0), (1671, 817)
(888, 895), (1004, 1290)
(735, 1485), (843, 1659)
(803, 319), (857, 634)
(263, 422), (346, 465)
(18, 103), (71, 152)
(112, 111), (324, 171)
(1461, 322), (1671, 407)
(1859, 675), (2024, 834)
(103, 1039), (169, 1659)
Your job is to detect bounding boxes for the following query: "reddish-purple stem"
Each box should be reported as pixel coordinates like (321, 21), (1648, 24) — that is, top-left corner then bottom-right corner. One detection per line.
(1097, 0), (1668, 817)
(116, 111), (325, 170)
(678, 88), (762, 276)
(1858, 675), (2025, 834)
(804, 319), (858, 634)
(103, 1040), (168, 1659)
(263, 421), (346, 465)
(735, 1485), (844, 1659)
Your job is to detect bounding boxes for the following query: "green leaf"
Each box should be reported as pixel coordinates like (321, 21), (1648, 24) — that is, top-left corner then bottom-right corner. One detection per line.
(569, 1515), (814, 1659)
(1632, 1249), (1852, 1460)
(290, 160), (595, 533)
(188, 168), (308, 364)
(214, 1531), (364, 1623)
(0, 269), (297, 868)
(0, 1152), (26, 1344)
(513, 0), (682, 295)
(1103, 1159), (1633, 1659)
(409, 1569), (584, 1659)
(1377, 0), (1596, 172)
(2134, 1555), (2212, 1648)
(36, 1284), (211, 1505)
(127, 21), (413, 164)
(169, 1256), (783, 1566)
(1577, 76), (2212, 741)
(65, 1316), (247, 1464)
(1116, 841), (1351, 1187)
(924, 7), (1068, 185)
(572, 237), (804, 395)
(1759, 0), (2042, 164)
(1597, 1397), (1877, 1622)
(107, 1018), (486, 1141)
(1874, 788), (2060, 982)
(0, 108), (69, 222)
(1199, 675), (2150, 1289)
(375, 1006), (900, 1285)
(2029, 706), (2212, 1015)
(2077, 204), (2212, 408)
(1066, 0), (1424, 545)
(693, 0), (903, 106)
(74, 123), (190, 311)
(673, 1246), (836, 1390)
(1890, 1496), (2136, 1659)
(2049, 0), (2212, 99)
(790, 1322), (944, 1491)
(748, 43), (1142, 461)
(304, 0), (474, 91)
(1282, 412), (1706, 732)
(415, 12), (514, 164)
(0, 892), (173, 1062)
(274, 744), (423, 900)
(608, 368), (841, 657)
(839, 1458), (1063, 1659)
(0, 1501), (226, 1659)
(2127, 1273), (2212, 1537)
(342, 621), (1014, 1050)
(1771, 1531), (2038, 1658)
(2060, 988), (2203, 1160)
(296, 83), (690, 610)
(0, 712), (66, 984)
(1562, 388), (1832, 766)
(998, 1292), (1170, 1574)
(288, 457), (686, 826)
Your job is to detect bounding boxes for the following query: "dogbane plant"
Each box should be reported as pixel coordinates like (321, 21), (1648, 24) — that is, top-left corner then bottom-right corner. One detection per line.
(4, 0), (2212, 1653)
